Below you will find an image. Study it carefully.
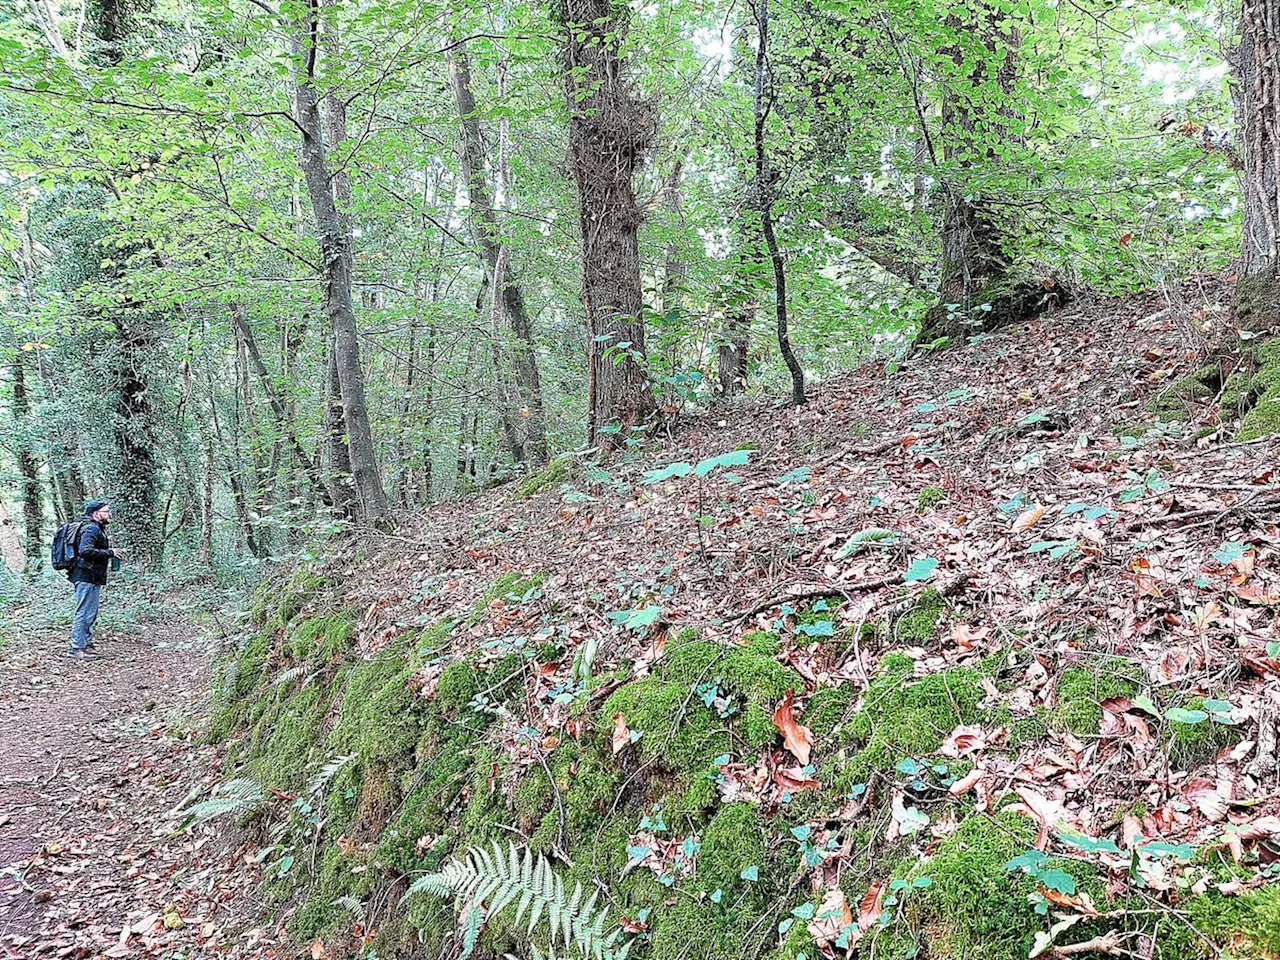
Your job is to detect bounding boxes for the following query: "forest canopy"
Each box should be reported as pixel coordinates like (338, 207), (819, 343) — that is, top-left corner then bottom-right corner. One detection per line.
(0, 0), (1253, 565)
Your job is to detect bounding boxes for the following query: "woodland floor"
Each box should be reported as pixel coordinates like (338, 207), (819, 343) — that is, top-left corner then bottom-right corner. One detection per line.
(0, 607), (273, 959)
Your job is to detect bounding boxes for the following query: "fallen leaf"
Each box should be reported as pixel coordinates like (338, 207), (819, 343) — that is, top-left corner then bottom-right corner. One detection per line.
(858, 882), (883, 931)
(1012, 505), (1046, 533)
(772, 690), (814, 766)
(807, 887), (852, 955)
(611, 713), (630, 755)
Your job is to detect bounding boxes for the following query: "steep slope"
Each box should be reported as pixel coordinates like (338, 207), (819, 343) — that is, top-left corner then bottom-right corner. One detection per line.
(209, 282), (1280, 960)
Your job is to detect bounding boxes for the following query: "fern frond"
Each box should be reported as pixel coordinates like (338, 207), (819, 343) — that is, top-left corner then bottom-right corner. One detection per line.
(308, 753), (355, 797)
(404, 841), (624, 959)
(171, 777), (263, 830)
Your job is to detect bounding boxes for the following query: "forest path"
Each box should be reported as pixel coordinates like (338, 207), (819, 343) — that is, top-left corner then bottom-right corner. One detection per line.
(0, 602), (262, 959)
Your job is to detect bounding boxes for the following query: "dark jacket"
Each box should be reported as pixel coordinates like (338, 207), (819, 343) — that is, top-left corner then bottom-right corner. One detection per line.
(69, 519), (113, 586)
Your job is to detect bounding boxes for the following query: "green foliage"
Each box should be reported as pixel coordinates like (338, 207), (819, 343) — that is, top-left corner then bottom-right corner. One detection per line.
(916, 485), (947, 510)
(169, 777), (263, 830)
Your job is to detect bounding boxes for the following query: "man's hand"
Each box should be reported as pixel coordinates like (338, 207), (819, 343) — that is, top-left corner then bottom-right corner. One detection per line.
(110, 548), (124, 560)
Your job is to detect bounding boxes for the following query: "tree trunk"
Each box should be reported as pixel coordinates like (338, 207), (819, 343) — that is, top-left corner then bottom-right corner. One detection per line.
(447, 48), (549, 466)
(557, 0), (657, 447)
(752, 0), (805, 406)
(1235, 0), (1280, 330)
(915, 6), (1066, 345)
(8, 341), (42, 561)
(718, 303), (751, 396)
(324, 340), (357, 517)
(291, 1), (390, 525)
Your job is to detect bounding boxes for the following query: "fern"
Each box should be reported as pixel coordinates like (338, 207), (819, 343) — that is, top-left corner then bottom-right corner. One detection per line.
(308, 753), (355, 797)
(170, 777), (264, 830)
(405, 842), (630, 960)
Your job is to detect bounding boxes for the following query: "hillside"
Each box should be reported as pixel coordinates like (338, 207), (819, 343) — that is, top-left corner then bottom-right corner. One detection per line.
(208, 283), (1280, 960)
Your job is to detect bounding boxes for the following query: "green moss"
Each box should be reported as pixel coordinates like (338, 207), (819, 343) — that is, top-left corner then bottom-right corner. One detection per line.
(205, 631), (272, 743)
(286, 840), (375, 942)
(286, 610), (355, 661)
(1235, 275), (1280, 331)
(1053, 659), (1141, 735)
(602, 678), (729, 782)
(917, 485), (947, 510)
(1238, 382), (1280, 440)
(1148, 362), (1221, 420)
(897, 589), (945, 642)
(516, 456), (573, 499)
(471, 570), (547, 621)
(332, 650), (424, 766)
(605, 634), (803, 781)
(804, 685), (854, 739)
(248, 682), (328, 791)
(899, 812), (1039, 960)
(1168, 697), (1240, 768)
(436, 660), (480, 713)
(695, 803), (768, 899)
(846, 654), (985, 779)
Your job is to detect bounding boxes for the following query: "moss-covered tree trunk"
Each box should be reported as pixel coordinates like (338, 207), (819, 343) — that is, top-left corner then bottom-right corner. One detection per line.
(915, 8), (1067, 345)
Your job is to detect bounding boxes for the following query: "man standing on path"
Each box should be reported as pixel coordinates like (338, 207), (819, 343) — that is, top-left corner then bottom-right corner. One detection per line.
(67, 500), (121, 661)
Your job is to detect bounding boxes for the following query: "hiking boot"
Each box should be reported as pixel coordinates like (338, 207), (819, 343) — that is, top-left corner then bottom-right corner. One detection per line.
(67, 648), (101, 660)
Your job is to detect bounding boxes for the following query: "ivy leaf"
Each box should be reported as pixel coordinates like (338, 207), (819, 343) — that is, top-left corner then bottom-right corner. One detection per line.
(903, 556), (938, 583)
(1213, 541), (1250, 565)
(693, 449), (751, 478)
(740, 865), (759, 882)
(1164, 707), (1208, 724)
(640, 462), (692, 484)
(797, 619), (834, 637)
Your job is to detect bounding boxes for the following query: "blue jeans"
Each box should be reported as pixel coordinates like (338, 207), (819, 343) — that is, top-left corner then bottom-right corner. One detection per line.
(70, 583), (102, 651)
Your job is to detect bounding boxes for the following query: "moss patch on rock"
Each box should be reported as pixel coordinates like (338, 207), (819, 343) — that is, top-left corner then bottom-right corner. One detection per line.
(516, 456), (574, 499)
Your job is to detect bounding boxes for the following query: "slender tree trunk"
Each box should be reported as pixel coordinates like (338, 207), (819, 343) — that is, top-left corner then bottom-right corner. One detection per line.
(7, 340), (43, 560)
(752, 0), (805, 405)
(557, 0), (657, 447)
(199, 435), (213, 567)
(324, 341), (357, 517)
(447, 48), (549, 466)
(1235, 0), (1280, 330)
(291, 1), (390, 525)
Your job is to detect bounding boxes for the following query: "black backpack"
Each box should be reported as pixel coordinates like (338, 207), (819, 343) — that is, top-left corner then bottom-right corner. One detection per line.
(51, 519), (89, 572)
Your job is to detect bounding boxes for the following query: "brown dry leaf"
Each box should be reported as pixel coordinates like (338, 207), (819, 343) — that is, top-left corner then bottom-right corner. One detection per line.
(1040, 885), (1098, 916)
(311, 939), (325, 960)
(951, 623), (990, 649)
(858, 882), (883, 932)
(772, 690), (814, 767)
(807, 888), (853, 957)
(1012, 505), (1046, 533)
(938, 724), (987, 758)
(948, 767), (984, 796)
(611, 713), (630, 755)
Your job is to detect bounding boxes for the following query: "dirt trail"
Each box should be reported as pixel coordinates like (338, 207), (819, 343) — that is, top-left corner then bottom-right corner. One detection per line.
(0, 607), (264, 959)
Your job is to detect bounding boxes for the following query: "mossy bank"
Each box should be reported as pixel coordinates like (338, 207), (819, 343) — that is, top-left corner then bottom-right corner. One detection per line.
(205, 568), (1280, 960)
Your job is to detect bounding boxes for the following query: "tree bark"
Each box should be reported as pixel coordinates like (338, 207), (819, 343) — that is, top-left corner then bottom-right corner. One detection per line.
(752, 0), (805, 406)
(557, 0), (657, 447)
(1234, 0), (1280, 330)
(291, 0), (390, 525)
(447, 48), (550, 466)
(915, 6), (1066, 344)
